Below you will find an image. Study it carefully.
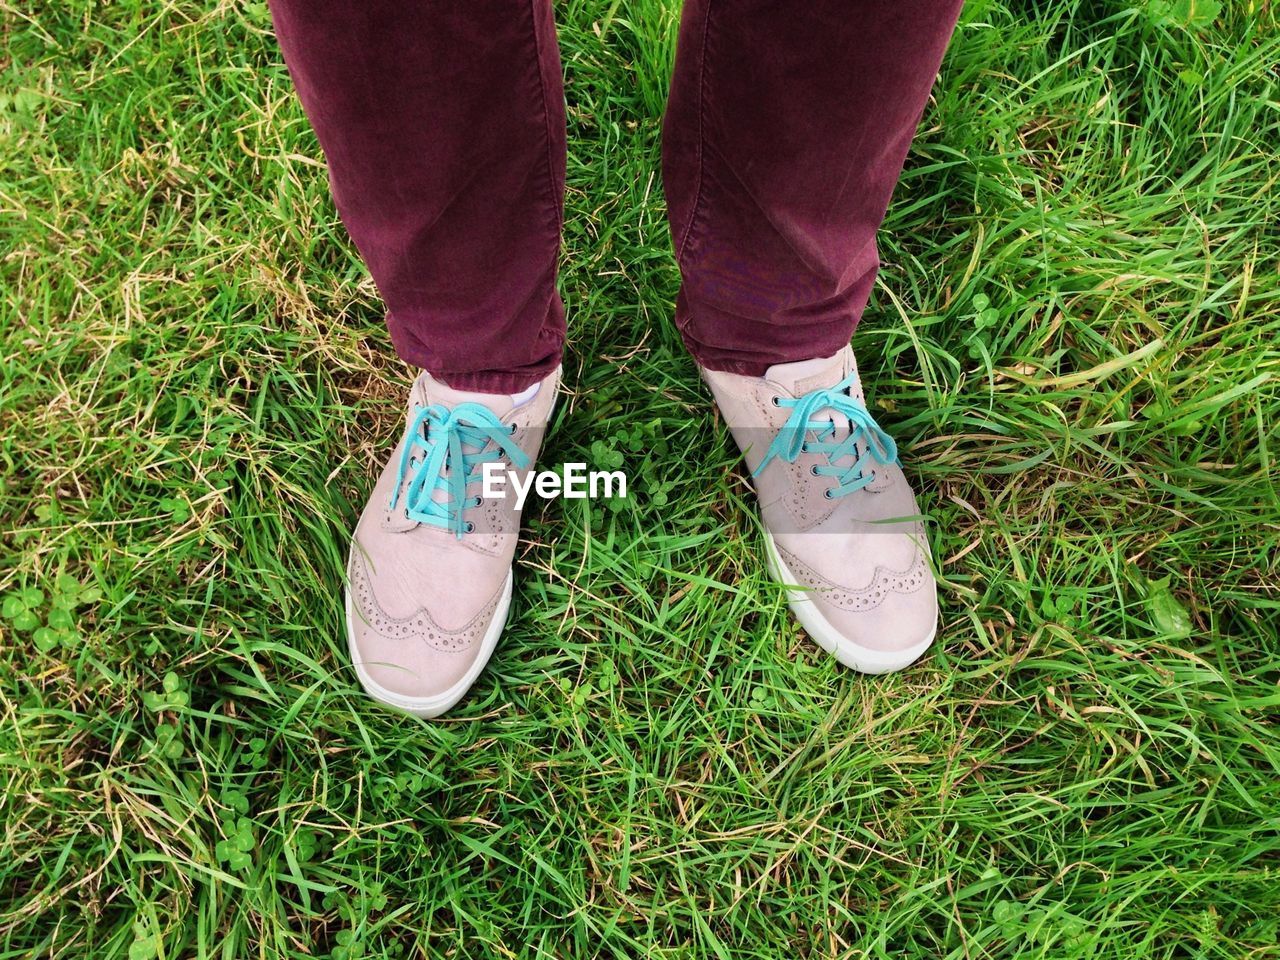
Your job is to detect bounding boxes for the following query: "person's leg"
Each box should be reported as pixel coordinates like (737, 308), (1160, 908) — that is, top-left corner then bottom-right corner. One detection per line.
(270, 1), (567, 717)
(663, 0), (963, 374)
(667, 1), (963, 672)
(269, 0), (566, 392)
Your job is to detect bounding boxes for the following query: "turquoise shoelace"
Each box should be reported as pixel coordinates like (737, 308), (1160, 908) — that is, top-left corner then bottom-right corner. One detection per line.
(753, 372), (898, 498)
(389, 402), (530, 538)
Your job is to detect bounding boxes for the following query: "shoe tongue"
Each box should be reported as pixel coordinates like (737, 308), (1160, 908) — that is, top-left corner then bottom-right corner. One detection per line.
(765, 349), (867, 475)
(400, 372), (518, 522)
(763, 348), (855, 399)
(412, 371), (517, 419)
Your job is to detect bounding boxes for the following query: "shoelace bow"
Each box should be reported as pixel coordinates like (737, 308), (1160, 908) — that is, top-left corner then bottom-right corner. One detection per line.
(389, 401), (530, 538)
(753, 371), (898, 498)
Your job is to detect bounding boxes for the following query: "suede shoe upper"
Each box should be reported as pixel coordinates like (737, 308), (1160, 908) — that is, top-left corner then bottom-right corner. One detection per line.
(347, 367), (559, 702)
(702, 347), (937, 658)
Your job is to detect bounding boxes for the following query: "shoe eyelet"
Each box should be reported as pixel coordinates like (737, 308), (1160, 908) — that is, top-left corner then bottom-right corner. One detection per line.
(464, 522), (475, 533)
(770, 396), (782, 406)
(823, 489), (833, 500)
(810, 465), (820, 476)
(508, 423), (517, 434)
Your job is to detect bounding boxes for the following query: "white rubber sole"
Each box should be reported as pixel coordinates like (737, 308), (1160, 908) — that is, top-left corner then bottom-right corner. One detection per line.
(763, 532), (934, 674)
(344, 570), (512, 718)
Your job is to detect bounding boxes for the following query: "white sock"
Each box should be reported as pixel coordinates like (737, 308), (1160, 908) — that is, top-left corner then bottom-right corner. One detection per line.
(510, 381), (540, 408)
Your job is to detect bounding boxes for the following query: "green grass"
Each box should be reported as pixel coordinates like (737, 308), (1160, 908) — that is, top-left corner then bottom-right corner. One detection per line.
(2, 0), (1279, 957)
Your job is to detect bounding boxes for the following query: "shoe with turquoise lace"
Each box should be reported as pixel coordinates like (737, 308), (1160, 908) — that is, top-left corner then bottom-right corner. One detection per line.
(702, 346), (936, 673)
(345, 367), (559, 717)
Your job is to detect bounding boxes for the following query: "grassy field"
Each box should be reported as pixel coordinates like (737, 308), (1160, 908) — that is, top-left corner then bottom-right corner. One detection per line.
(3, 0), (1279, 957)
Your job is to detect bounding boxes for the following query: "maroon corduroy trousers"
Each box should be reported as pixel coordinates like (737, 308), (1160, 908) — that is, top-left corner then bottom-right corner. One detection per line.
(269, 1), (963, 392)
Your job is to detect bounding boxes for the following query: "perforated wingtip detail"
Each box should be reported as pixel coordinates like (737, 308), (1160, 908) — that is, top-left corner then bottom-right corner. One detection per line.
(348, 554), (504, 653)
(775, 542), (930, 613)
